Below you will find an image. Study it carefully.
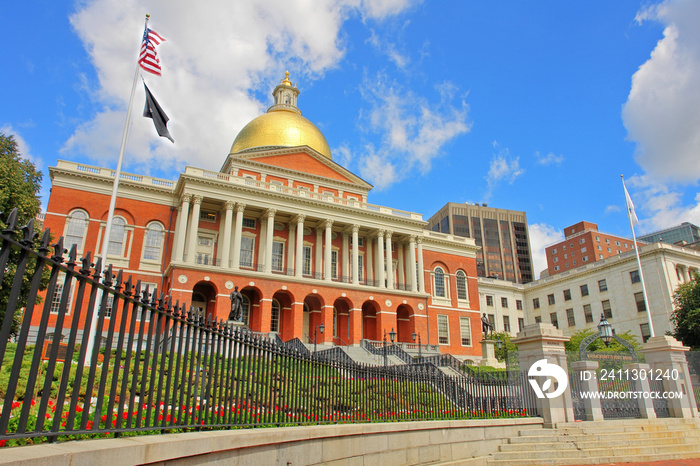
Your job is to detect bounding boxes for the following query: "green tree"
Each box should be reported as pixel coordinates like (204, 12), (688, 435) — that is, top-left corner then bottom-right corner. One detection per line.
(491, 331), (518, 366)
(671, 272), (700, 350)
(0, 133), (47, 339)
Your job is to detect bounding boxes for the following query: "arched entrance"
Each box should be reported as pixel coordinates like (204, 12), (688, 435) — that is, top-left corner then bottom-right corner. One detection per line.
(304, 294), (324, 344)
(192, 281), (218, 320)
(361, 300), (379, 341)
(240, 286), (261, 331)
(273, 290), (294, 340)
(396, 304), (414, 343)
(333, 298), (352, 345)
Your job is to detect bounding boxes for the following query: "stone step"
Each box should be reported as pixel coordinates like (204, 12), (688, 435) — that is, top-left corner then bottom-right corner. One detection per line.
(487, 449), (700, 465)
(490, 442), (700, 462)
(500, 434), (700, 451)
(509, 427), (700, 444)
(517, 422), (696, 437)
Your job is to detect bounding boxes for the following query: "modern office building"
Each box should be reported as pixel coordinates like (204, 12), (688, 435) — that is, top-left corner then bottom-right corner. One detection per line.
(34, 73), (484, 358)
(426, 203), (533, 284)
(638, 222), (700, 247)
(544, 221), (642, 277)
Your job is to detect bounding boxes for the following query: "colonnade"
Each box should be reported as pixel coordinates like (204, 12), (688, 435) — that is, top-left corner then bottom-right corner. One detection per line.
(171, 193), (426, 292)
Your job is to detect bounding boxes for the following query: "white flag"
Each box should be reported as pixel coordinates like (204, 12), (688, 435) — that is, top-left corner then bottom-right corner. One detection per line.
(623, 179), (639, 226)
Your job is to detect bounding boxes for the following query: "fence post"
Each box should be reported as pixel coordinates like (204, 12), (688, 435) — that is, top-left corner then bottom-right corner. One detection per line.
(641, 335), (699, 418)
(570, 360), (603, 421)
(512, 323), (575, 427)
(624, 363), (656, 419)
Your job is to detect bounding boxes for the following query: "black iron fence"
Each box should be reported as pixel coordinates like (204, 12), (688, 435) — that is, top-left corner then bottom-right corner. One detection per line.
(0, 210), (538, 447)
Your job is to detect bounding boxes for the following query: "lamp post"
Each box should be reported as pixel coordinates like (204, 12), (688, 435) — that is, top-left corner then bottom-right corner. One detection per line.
(598, 314), (613, 347)
(412, 331), (422, 362)
(314, 323), (325, 353)
(496, 338), (508, 370)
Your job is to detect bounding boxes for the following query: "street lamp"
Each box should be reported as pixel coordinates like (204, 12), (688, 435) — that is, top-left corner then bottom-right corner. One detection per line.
(314, 323), (325, 353)
(496, 338), (508, 369)
(412, 331), (422, 362)
(598, 314), (613, 347)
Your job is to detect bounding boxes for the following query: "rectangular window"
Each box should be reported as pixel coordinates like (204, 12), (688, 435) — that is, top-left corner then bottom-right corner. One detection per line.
(358, 254), (364, 283)
(598, 279), (608, 292)
(547, 294), (555, 305)
(566, 309), (575, 327)
(533, 298), (540, 309)
(437, 315), (449, 345)
(459, 317), (471, 346)
(584, 304), (593, 323)
(518, 318), (524, 332)
(635, 292), (646, 313)
(516, 299), (523, 310)
(501, 297), (508, 308)
(488, 314), (495, 329)
(486, 295), (494, 306)
(630, 270), (640, 284)
(503, 316), (511, 333)
(331, 250), (338, 279)
(640, 323), (651, 343)
(271, 241), (285, 272)
(303, 246), (312, 276)
(199, 210), (217, 222)
(240, 237), (254, 268)
(100, 295), (114, 319)
(581, 246), (587, 253)
(580, 284), (589, 297)
(242, 217), (256, 229)
(563, 289), (572, 301)
(535, 316), (542, 323)
(579, 238), (585, 244)
(137, 283), (158, 321)
(602, 299), (613, 319)
(550, 312), (559, 329)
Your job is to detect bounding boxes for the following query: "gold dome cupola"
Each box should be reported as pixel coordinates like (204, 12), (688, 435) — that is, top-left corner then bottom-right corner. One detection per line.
(230, 71), (332, 159)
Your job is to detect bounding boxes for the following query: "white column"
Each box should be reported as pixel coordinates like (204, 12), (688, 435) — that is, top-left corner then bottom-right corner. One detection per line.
(173, 194), (191, 262)
(295, 214), (305, 278)
(409, 236), (417, 292)
(264, 208), (276, 273)
(288, 220), (296, 275)
(366, 237), (373, 284)
(352, 224), (360, 285)
(397, 240), (405, 289)
(315, 226), (323, 278)
(324, 219), (334, 281)
(377, 230), (385, 288)
(342, 231), (350, 281)
(232, 203), (245, 270)
(385, 230), (394, 289)
(221, 200), (234, 268)
(417, 236), (425, 293)
(185, 195), (202, 264)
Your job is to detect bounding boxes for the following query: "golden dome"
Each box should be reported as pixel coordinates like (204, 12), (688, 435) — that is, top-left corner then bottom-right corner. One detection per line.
(230, 110), (332, 159)
(230, 72), (332, 159)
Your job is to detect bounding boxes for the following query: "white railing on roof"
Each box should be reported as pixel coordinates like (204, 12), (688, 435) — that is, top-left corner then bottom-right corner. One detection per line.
(186, 167), (424, 221)
(58, 160), (175, 189)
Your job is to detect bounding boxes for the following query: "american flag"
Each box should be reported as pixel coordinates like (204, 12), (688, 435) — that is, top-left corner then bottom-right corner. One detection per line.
(139, 28), (166, 76)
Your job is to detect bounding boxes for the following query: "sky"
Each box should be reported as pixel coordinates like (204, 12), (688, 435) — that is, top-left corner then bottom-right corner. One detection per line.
(3, 0), (700, 278)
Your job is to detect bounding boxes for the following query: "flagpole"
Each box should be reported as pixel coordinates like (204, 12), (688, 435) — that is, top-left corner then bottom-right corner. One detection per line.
(622, 175), (655, 339)
(84, 14), (150, 366)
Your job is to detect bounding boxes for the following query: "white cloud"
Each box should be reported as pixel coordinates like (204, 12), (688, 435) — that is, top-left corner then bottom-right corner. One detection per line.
(528, 223), (564, 279)
(1, 125), (42, 170)
(626, 175), (700, 233)
(356, 73), (471, 190)
(535, 151), (564, 166)
(484, 142), (523, 201)
(622, 0), (700, 183)
(63, 0), (413, 177)
(605, 205), (622, 214)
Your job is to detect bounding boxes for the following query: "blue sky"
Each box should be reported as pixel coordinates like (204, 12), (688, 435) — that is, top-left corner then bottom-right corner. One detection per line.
(3, 0), (700, 277)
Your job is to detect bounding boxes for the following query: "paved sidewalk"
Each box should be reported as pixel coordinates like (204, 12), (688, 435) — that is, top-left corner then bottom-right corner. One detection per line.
(572, 459), (700, 466)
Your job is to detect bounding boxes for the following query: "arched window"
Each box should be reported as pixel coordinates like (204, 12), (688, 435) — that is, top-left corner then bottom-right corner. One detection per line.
(456, 270), (468, 300)
(107, 217), (126, 256)
(143, 222), (164, 261)
(270, 299), (280, 333)
(65, 210), (88, 252)
(241, 295), (250, 325)
(434, 267), (446, 298)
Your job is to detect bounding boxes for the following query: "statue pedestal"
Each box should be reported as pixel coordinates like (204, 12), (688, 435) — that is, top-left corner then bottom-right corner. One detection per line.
(226, 320), (245, 330)
(480, 339), (500, 367)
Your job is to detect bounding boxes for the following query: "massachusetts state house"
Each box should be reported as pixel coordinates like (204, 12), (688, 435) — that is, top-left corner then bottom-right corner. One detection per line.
(37, 73), (483, 358)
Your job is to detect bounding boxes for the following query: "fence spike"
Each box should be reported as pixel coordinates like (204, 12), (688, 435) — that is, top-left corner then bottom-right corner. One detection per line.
(122, 275), (133, 297)
(113, 269), (124, 292)
(38, 228), (51, 256)
(66, 244), (78, 267)
(102, 264), (114, 287)
(172, 299), (180, 318)
(19, 218), (36, 246)
(2, 208), (18, 233)
(92, 256), (103, 281)
(51, 237), (66, 262)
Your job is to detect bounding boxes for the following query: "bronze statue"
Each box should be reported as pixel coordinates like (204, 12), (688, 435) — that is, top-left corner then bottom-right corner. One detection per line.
(228, 286), (243, 321)
(481, 313), (493, 338)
